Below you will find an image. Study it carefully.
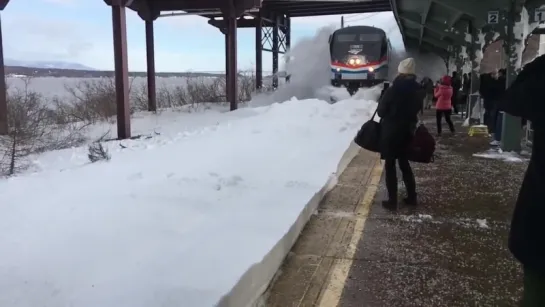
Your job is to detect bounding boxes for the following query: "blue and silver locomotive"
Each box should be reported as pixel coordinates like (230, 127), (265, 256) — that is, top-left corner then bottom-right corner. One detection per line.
(329, 25), (392, 95)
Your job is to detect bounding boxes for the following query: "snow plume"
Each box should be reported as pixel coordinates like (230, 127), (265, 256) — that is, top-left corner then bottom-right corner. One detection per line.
(400, 47), (447, 82)
(250, 26), (336, 107)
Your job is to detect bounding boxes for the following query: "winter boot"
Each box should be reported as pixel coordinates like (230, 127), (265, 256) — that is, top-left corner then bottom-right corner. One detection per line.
(403, 195), (417, 206)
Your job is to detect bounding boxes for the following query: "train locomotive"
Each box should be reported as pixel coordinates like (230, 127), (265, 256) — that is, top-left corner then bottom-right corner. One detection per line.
(329, 25), (392, 95)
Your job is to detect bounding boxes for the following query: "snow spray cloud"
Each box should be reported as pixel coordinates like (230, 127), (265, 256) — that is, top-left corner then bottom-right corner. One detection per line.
(250, 26), (336, 107)
(391, 46), (447, 82)
(375, 16), (447, 82)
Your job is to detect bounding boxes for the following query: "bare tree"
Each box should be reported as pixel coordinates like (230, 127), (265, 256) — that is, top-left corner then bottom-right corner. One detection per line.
(87, 142), (110, 163)
(0, 77), (84, 176)
(87, 131), (111, 163)
(59, 77), (137, 124)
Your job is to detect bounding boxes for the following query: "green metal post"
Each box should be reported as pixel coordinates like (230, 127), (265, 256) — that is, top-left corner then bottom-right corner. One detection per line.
(468, 23), (482, 122)
(500, 2), (522, 152)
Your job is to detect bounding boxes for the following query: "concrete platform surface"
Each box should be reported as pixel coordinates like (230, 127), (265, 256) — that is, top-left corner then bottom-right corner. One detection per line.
(263, 111), (529, 307)
(264, 149), (382, 307)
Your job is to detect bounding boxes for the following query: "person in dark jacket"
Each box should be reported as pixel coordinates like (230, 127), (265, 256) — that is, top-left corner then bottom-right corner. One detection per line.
(420, 77), (434, 112)
(499, 54), (545, 306)
(492, 69), (507, 144)
(462, 73), (470, 93)
(480, 72), (495, 131)
(376, 58), (422, 209)
(451, 71), (461, 114)
(461, 73), (470, 110)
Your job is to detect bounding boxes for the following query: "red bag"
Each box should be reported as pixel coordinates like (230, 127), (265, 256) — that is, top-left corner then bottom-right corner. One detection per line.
(408, 124), (435, 163)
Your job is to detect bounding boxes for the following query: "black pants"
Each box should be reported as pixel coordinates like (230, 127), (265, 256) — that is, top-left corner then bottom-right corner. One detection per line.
(521, 266), (545, 306)
(436, 110), (455, 135)
(484, 108), (493, 131)
(384, 157), (416, 202)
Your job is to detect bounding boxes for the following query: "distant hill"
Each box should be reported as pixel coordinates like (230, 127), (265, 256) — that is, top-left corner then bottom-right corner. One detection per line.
(5, 59), (97, 71)
(4, 66), (227, 78)
(1, 58), (286, 78)
(4, 65), (285, 79)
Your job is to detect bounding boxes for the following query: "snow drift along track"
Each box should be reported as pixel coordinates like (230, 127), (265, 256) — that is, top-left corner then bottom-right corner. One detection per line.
(216, 141), (362, 307)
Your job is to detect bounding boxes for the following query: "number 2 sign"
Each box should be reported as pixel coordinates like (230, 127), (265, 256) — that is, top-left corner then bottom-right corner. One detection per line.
(487, 11), (499, 24)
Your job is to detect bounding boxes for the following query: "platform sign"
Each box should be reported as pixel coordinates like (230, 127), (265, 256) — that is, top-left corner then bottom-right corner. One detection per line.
(487, 11), (499, 24)
(534, 8), (545, 22)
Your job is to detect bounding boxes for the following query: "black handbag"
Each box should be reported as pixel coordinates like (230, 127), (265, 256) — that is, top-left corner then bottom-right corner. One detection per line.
(354, 110), (381, 153)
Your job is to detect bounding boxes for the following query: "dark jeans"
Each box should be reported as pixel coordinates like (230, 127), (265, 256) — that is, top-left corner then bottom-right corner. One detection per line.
(521, 266), (545, 306)
(494, 111), (504, 142)
(436, 109), (455, 135)
(384, 157), (416, 202)
(484, 108), (494, 132)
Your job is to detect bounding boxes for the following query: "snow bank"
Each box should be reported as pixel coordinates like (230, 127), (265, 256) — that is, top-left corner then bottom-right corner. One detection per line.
(29, 106), (259, 173)
(0, 95), (377, 307)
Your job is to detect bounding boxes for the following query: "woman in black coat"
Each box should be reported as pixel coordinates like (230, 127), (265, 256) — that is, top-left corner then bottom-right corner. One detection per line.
(376, 58), (423, 209)
(499, 54), (545, 306)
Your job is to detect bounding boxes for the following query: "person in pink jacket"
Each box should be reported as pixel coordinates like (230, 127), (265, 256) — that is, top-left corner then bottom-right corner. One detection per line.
(434, 75), (455, 135)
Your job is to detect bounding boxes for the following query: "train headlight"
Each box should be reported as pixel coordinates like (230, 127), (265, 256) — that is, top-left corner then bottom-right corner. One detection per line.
(369, 67), (375, 72)
(336, 68), (341, 72)
(355, 58), (362, 65)
(349, 58), (355, 65)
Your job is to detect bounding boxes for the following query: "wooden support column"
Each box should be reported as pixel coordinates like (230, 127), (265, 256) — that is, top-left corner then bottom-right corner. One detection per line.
(145, 20), (157, 112)
(255, 11), (263, 91)
(110, 0), (131, 139)
(227, 16), (238, 110)
(222, 0), (239, 111)
(272, 13), (279, 89)
(138, 3), (160, 112)
(0, 12), (7, 135)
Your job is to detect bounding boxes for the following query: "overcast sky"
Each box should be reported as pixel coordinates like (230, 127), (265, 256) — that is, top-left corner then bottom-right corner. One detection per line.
(2, 0), (401, 72)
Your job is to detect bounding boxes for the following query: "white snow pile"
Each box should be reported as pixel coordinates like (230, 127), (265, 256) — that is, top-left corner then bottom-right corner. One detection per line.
(476, 219), (489, 229)
(0, 94), (378, 307)
(398, 214), (491, 229)
(473, 148), (529, 162)
(30, 106), (258, 173)
(399, 214), (434, 223)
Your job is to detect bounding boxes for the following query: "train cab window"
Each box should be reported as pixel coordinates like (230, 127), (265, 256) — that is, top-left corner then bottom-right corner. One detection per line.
(336, 34), (357, 42)
(381, 39), (387, 56)
(358, 33), (383, 41)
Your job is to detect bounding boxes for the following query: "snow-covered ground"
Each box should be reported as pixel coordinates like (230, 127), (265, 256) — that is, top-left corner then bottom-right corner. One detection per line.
(0, 95), (377, 307)
(30, 105), (256, 173)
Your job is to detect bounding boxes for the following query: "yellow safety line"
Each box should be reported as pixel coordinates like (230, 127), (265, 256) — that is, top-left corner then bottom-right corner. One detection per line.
(317, 158), (383, 307)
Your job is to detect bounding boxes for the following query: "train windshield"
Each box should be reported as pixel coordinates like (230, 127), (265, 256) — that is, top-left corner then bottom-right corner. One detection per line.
(331, 32), (384, 62)
(335, 33), (384, 42)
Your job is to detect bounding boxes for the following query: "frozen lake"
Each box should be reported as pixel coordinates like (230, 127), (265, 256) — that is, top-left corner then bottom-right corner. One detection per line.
(6, 77), (223, 100)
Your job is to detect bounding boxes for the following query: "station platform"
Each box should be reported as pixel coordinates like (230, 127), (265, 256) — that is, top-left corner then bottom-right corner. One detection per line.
(264, 110), (529, 306)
